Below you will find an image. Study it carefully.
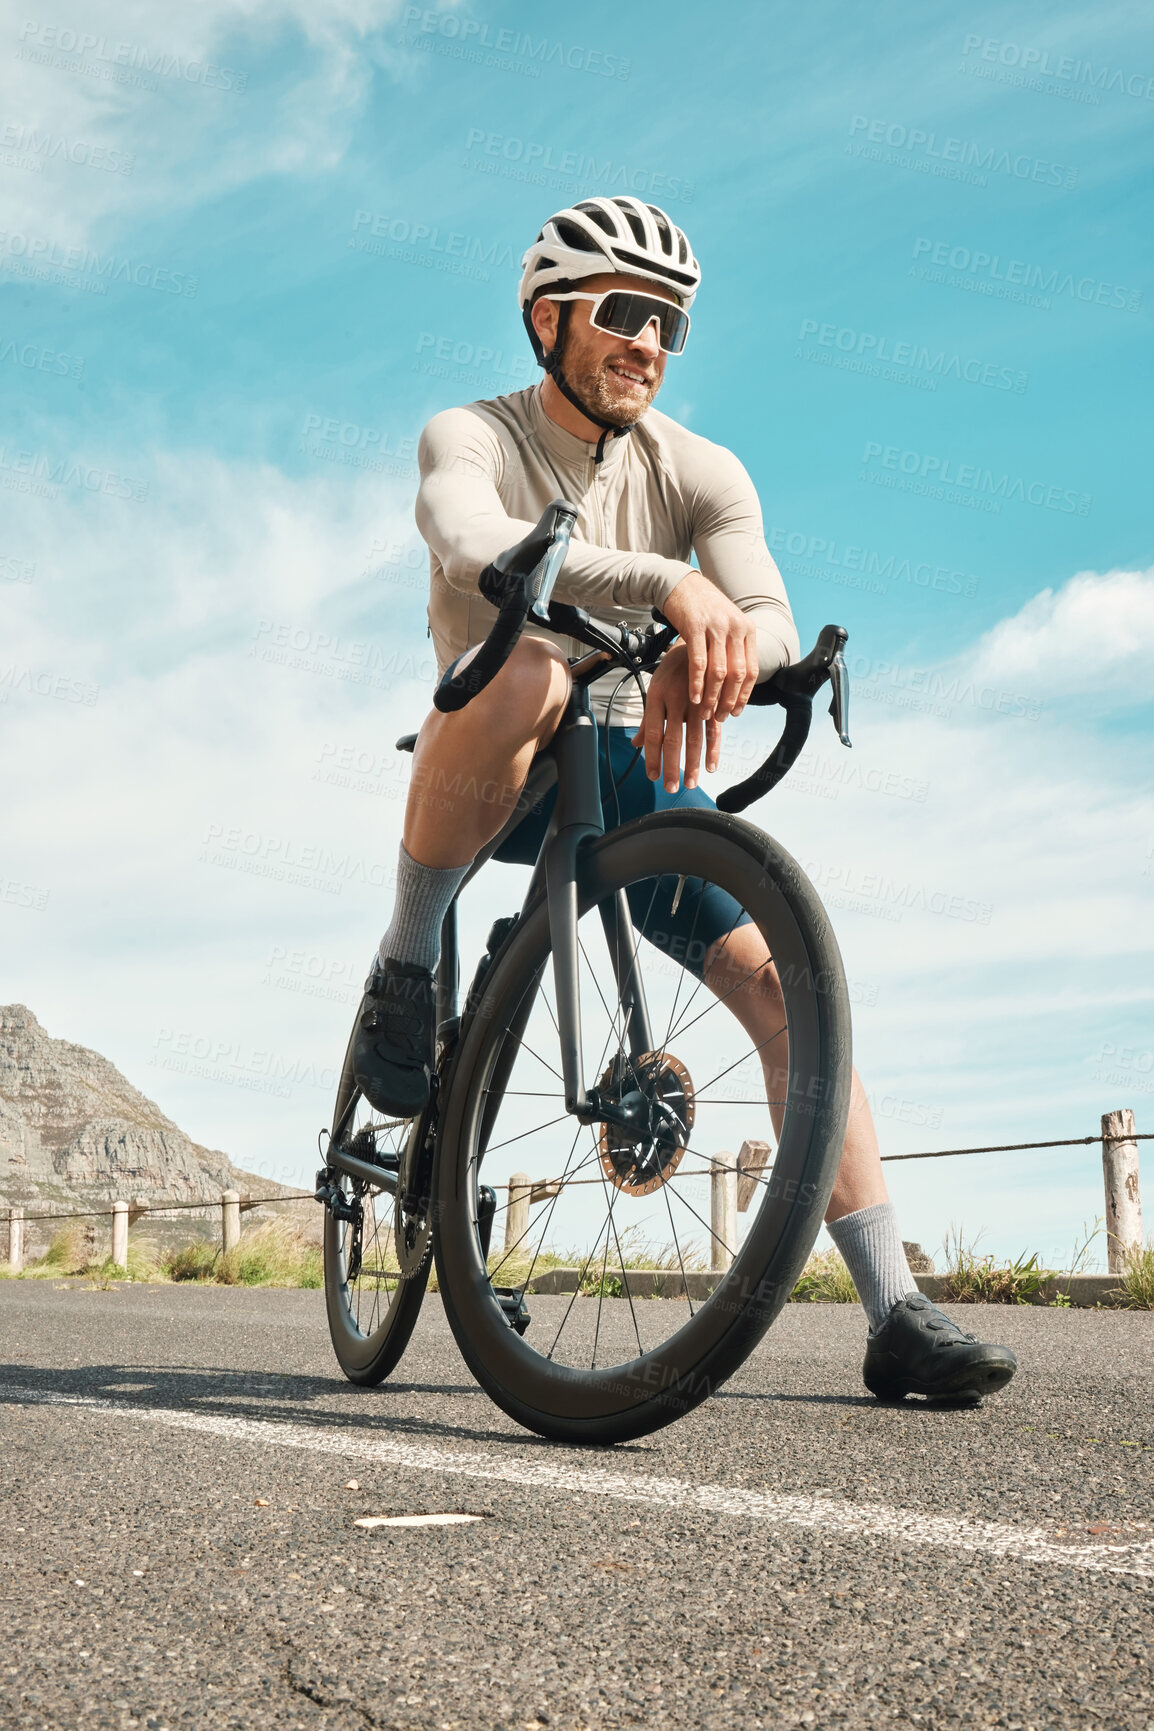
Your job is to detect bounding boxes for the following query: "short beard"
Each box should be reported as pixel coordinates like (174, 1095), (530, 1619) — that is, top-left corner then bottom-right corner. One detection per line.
(559, 335), (659, 426)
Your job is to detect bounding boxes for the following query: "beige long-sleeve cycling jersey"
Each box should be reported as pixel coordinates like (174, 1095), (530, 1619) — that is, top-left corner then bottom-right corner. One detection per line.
(416, 380), (798, 725)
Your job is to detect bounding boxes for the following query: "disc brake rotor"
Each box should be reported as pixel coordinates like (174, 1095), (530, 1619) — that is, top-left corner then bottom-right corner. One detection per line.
(598, 1050), (695, 1197)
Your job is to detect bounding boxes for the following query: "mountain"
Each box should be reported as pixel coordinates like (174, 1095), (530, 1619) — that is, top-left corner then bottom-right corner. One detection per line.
(0, 1003), (272, 1211)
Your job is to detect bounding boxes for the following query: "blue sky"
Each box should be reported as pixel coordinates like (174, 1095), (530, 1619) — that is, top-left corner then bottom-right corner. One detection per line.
(2, 0), (1152, 1266)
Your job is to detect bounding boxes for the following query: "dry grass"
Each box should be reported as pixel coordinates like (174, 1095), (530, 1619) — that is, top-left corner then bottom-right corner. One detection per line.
(217, 1220), (323, 1288)
(20, 1224), (94, 1278)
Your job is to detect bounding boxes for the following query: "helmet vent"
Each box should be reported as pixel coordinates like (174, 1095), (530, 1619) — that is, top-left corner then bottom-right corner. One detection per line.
(576, 200), (618, 237)
(554, 218), (599, 251)
(613, 198), (648, 246)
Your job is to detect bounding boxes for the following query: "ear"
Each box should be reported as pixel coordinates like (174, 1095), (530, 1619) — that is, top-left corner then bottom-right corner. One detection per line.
(531, 296), (559, 354)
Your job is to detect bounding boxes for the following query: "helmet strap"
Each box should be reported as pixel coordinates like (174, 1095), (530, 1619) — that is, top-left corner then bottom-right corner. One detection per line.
(533, 299), (636, 465)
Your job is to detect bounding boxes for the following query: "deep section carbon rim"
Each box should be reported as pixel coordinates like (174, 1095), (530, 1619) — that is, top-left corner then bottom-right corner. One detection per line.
(434, 810), (851, 1440)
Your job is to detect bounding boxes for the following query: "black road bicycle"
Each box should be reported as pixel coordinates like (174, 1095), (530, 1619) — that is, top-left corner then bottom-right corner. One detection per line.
(315, 500), (854, 1445)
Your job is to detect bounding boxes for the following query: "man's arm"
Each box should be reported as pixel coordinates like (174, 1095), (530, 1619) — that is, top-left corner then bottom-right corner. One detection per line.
(687, 443), (799, 680)
(415, 407), (695, 612)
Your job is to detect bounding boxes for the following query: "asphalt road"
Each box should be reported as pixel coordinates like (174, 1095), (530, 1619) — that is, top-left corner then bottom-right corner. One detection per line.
(1, 1280), (1152, 1731)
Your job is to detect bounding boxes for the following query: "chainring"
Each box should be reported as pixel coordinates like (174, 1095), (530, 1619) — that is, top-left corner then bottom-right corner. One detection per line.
(597, 1049), (695, 1197)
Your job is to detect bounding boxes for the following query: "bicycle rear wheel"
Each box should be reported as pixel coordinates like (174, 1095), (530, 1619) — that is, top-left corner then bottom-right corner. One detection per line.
(322, 1029), (430, 1386)
(434, 807), (852, 1443)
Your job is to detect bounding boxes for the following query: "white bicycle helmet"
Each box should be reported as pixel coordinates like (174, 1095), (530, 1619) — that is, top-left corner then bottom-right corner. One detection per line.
(520, 197), (700, 337)
(518, 197), (701, 446)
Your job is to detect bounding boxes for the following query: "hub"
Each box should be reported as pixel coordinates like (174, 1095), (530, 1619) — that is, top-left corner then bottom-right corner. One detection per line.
(597, 1050), (695, 1197)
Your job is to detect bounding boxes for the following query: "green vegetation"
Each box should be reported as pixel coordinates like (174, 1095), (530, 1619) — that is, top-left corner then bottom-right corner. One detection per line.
(1114, 1240), (1154, 1309)
(789, 1248), (858, 1304)
(0, 1216), (322, 1288)
(217, 1220), (322, 1288)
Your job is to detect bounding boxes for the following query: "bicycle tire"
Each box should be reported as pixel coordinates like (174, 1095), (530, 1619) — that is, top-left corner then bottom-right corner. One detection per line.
(322, 1023), (430, 1386)
(433, 807), (852, 1444)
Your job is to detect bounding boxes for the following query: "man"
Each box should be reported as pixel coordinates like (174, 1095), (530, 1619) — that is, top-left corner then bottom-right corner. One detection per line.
(354, 195), (1017, 1404)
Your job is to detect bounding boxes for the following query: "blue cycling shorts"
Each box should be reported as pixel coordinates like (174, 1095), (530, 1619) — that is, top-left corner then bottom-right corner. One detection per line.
(493, 725), (752, 981)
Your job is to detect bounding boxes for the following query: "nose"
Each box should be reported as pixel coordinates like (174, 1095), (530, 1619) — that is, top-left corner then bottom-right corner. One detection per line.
(629, 319), (662, 362)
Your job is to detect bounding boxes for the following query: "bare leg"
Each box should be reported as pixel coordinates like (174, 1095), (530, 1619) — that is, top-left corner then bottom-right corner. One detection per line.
(404, 638), (572, 867)
(701, 922), (888, 1223)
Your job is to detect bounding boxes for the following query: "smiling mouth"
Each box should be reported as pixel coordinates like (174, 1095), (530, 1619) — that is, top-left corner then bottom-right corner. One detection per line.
(607, 362), (651, 389)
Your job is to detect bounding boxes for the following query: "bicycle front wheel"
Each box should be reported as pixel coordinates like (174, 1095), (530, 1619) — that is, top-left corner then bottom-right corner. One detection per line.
(434, 807), (852, 1443)
(322, 1029), (430, 1386)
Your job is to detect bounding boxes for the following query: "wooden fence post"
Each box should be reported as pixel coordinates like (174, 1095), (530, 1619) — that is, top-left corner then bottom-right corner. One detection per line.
(221, 1190), (241, 1256)
(710, 1151), (737, 1271)
(505, 1173), (530, 1254)
(7, 1208), (23, 1274)
(1102, 1109), (1143, 1273)
(111, 1200), (128, 1271)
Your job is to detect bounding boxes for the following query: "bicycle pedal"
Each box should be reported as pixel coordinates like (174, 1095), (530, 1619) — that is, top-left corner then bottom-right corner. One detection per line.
(492, 1285), (531, 1335)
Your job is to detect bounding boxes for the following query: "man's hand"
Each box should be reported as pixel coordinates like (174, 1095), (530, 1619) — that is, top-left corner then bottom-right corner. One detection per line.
(631, 644), (722, 792)
(631, 572), (759, 792)
(660, 569), (759, 721)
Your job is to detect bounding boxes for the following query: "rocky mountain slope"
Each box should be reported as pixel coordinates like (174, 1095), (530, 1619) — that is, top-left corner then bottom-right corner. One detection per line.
(1, 1004), (270, 1210)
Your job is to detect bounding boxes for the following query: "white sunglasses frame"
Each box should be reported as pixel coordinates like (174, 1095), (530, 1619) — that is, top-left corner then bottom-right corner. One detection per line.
(545, 289), (691, 354)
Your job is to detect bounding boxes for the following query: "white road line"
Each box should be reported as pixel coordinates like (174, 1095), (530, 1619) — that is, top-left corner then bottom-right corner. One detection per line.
(6, 1383), (1153, 1580)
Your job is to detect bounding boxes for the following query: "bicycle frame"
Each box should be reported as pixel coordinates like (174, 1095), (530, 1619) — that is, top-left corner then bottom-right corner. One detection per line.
(442, 676), (656, 1125)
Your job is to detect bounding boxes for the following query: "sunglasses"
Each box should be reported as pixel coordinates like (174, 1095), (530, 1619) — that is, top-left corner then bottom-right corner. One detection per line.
(549, 289), (691, 355)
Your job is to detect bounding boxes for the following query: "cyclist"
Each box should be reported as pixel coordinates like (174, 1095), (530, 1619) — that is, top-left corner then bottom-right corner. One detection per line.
(353, 196), (1017, 1405)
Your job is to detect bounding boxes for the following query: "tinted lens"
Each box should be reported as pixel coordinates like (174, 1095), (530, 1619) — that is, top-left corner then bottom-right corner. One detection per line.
(594, 291), (689, 354)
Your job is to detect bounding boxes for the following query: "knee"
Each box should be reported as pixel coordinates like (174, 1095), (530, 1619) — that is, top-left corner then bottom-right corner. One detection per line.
(503, 636), (572, 725)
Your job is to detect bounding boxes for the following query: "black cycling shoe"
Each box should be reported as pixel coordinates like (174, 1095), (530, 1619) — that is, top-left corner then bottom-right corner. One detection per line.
(863, 1292), (1018, 1404)
(351, 956), (436, 1118)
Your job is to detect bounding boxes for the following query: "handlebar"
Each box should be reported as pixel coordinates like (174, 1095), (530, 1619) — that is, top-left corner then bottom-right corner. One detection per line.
(433, 499), (577, 713)
(430, 500), (852, 810)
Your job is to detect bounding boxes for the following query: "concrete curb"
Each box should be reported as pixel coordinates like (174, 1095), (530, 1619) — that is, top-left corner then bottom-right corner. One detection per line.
(524, 1268), (1141, 1308)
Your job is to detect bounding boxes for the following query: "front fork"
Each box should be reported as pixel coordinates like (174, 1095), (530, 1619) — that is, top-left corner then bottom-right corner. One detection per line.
(540, 689), (654, 1122)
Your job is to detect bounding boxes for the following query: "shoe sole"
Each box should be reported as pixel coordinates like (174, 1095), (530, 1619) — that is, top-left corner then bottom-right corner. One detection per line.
(865, 1355), (1018, 1405)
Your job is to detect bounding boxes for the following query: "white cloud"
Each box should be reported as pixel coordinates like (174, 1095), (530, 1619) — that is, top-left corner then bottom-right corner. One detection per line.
(4, 492), (1151, 1263)
(967, 567), (1154, 692)
(0, 0), (428, 244)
